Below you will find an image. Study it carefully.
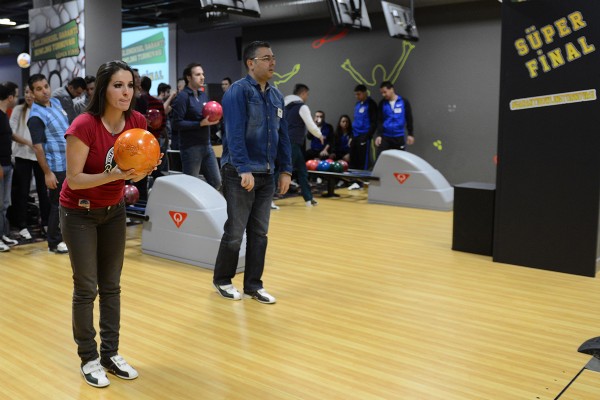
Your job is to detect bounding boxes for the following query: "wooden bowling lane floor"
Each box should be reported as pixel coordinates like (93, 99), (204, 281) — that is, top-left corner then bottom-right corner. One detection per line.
(1, 188), (600, 399)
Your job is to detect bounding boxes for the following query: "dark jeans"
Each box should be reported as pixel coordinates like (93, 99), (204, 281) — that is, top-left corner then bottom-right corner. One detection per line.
(170, 129), (180, 150)
(12, 157), (50, 228)
(180, 144), (222, 190)
(48, 171), (66, 248)
(377, 136), (405, 158)
(0, 165), (12, 236)
(349, 134), (370, 170)
(59, 200), (126, 362)
(213, 164), (274, 292)
(291, 143), (312, 202)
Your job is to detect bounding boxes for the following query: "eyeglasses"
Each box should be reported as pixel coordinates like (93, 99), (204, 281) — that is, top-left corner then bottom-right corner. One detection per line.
(253, 55), (276, 63)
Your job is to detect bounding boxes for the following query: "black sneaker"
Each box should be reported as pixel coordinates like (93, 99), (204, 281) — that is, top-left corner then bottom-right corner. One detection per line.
(100, 355), (138, 380)
(244, 288), (276, 304)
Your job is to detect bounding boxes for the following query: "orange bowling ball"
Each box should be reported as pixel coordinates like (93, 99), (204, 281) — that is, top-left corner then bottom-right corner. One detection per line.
(113, 128), (160, 174)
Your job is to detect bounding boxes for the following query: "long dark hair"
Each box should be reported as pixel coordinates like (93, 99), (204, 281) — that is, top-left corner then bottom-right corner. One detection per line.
(86, 60), (136, 118)
(20, 86), (32, 125)
(336, 114), (352, 136)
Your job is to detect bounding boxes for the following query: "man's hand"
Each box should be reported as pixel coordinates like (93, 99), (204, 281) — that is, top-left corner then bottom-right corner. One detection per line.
(278, 174), (291, 195)
(200, 117), (221, 127)
(406, 135), (415, 145)
(240, 172), (254, 191)
(45, 171), (58, 189)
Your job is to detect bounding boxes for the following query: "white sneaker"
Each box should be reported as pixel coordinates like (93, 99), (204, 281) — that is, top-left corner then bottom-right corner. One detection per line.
(19, 228), (32, 240)
(2, 235), (18, 246)
(305, 201), (313, 207)
(213, 283), (242, 300)
(0, 241), (9, 252)
(101, 355), (138, 380)
(49, 241), (69, 254)
(270, 201), (280, 210)
(348, 183), (360, 190)
(81, 358), (110, 388)
(244, 288), (277, 304)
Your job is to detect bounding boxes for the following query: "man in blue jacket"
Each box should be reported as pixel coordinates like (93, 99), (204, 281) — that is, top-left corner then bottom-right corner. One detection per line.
(375, 81), (414, 157)
(213, 41), (293, 304)
(351, 84), (377, 170)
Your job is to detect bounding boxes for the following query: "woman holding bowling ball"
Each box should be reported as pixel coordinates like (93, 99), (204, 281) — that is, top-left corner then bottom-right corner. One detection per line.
(59, 60), (159, 388)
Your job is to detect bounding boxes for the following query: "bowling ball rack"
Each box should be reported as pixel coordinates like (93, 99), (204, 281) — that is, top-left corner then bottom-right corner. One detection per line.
(126, 199), (149, 222)
(307, 169), (379, 197)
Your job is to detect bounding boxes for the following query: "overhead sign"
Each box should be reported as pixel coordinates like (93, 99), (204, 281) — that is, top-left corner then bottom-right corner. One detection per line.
(31, 19), (80, 61)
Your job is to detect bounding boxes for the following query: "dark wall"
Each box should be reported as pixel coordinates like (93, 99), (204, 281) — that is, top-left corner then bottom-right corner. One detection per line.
(1, 3), (503, 185)
(184, 1), (501, 184)
(176, 26), (243, 90)
(0, 54), (26, 89)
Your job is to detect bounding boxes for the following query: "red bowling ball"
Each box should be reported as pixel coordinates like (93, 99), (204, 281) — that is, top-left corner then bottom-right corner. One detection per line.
(123, 184), (139, 205)
(338, 160), (349, 172)
(146, 108), (163, 130)
(202, 101), (223, 122)
(306, 159), (319, 171)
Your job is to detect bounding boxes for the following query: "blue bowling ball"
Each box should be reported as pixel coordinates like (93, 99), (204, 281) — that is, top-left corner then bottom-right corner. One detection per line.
(317, 160), (331, 171)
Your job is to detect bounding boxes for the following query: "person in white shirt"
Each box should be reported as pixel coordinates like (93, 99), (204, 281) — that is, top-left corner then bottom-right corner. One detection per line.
(9, 85), (50, 241)
(284, 83), (324, 207)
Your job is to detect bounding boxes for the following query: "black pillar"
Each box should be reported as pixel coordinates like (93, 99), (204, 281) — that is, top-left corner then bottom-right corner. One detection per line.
(493, 0), (600, 277)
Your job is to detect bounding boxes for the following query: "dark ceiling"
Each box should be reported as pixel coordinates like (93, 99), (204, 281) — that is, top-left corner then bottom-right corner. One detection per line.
(0, 0), (217, 43)
(0, 0), (478, 54)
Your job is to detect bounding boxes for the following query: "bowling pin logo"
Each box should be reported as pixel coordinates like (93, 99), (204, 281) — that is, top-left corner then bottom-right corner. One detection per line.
(169, 211), (188, 228)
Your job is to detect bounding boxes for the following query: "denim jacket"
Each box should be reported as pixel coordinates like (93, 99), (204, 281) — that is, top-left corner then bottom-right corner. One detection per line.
(220, 75), (292, 175)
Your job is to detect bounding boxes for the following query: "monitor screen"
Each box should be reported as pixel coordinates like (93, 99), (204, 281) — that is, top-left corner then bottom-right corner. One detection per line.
(327, 0), (372, 31)
(381, 1), (419, 42)
(199, 0), (261, 18)
(122, 24), (172, 92)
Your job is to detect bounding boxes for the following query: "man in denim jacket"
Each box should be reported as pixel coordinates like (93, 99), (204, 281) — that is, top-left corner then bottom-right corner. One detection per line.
(213, 41), (292, 304)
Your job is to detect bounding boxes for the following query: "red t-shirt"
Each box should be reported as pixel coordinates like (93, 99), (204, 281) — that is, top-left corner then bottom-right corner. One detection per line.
(60, 111), (147, 209)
